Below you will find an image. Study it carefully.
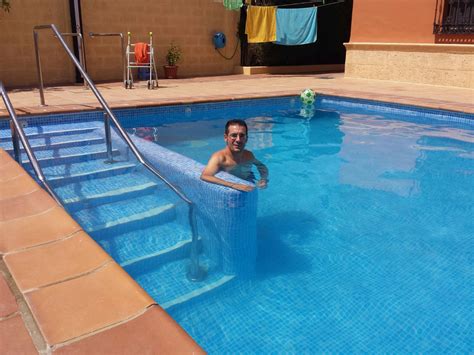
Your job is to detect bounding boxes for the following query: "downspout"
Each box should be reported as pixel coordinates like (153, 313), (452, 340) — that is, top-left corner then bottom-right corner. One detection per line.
(69, 0), (86, 82)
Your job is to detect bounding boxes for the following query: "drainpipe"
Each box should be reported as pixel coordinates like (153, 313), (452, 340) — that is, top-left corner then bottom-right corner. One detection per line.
(69, 0), (86, 82)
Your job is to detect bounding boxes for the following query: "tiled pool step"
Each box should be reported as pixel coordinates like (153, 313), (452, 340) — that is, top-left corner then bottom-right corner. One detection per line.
(29, 159), (137, 181)
(72, 193), (177, 233)
(0, 131), (105, 151)
(94, 221), (191, 265)
(128, 257), (236, 311)
(0, 125), (100, 142)
(63, 181), (160, 212)
(17, 143), (121, 166)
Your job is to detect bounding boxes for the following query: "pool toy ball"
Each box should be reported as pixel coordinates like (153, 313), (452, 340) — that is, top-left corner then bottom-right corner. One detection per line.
(300, 89), (316, 106)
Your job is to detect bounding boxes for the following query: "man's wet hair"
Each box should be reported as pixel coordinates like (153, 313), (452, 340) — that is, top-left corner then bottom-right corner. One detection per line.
(225, 119), (248, 135)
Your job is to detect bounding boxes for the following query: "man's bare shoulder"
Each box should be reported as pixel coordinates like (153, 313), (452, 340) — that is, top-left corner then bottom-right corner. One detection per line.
(242, 149), (255, 162)
(211, 148), (227, 160)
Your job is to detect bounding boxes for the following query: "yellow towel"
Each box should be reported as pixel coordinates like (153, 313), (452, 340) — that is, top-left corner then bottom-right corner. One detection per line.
(245, 6), (277, 43)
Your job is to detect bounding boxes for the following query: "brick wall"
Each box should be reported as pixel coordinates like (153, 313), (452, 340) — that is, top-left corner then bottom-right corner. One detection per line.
(0, 0), (75, 88)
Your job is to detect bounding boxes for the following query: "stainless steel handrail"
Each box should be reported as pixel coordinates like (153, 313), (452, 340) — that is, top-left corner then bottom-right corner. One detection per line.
(89, 32), (126, 87)
(33, 24), (205, 281)
(0, 81), (62, 205)
(34, 30), (88, 106)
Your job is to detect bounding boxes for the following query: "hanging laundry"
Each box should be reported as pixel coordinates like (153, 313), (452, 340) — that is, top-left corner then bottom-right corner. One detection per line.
(223, 0), (242, 11)
(134, 43), (149, 64)
(275, 7), (318, 46)
(245, 6), (277, 43)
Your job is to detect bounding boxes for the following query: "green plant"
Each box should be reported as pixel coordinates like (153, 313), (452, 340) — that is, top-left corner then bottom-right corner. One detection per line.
(1, 0), (10, 12)
(166, 42), (182, 66)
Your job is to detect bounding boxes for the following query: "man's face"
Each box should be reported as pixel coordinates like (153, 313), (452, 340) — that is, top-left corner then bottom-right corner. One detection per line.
(225, 124), (248, 153)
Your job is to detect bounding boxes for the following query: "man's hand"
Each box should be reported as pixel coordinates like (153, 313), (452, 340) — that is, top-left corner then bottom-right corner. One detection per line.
(256, 179), (268, 189)
(231, 183), (254, 192)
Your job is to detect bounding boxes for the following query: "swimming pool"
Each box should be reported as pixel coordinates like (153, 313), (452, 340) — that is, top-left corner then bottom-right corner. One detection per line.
(120, 96), (474, 353)
(2, 95), (473, 352)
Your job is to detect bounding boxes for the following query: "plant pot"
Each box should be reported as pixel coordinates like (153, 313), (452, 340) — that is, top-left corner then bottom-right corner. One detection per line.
(163, 65), (178, 79)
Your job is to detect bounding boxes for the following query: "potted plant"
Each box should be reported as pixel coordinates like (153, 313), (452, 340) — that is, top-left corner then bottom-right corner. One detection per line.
(164, 42), (182, 79)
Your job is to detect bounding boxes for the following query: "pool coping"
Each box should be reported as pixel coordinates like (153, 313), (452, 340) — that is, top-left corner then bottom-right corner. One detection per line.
(1, 85), (473, 119)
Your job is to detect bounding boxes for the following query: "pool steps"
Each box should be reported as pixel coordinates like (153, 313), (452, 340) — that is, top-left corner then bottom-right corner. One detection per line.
(2, 131), (105, 151)
(81, 201), (176, 234)
(17, 143), (122, 166)
(61, 181), (159, 211)
(127, 256), (237, 311)
(94, 222), (192, 265)
(161, 275), (236, 311)
(0, 121), (226, 309)
(41, 160), (137, 182)
(0, 125), (99, 142)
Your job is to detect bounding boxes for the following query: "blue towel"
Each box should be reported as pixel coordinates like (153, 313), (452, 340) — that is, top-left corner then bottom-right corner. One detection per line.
(275, 7), (317, 46)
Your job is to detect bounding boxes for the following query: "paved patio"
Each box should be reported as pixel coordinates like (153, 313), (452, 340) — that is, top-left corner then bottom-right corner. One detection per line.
(1, 73), (473, 117)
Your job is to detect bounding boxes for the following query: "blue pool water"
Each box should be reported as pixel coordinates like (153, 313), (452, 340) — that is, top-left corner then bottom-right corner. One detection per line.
(122, 97), (474, 353)
(1, 96), (472, 352)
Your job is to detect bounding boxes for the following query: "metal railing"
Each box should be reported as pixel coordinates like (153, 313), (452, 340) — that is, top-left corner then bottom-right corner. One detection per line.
(434, 0), (474, 34)
(34, 29), (88, 105)
(89, 32), (126, 87)
(56, 32), (87, 88)
(32, 24), (205, 281)
(0, 81), (62, 205)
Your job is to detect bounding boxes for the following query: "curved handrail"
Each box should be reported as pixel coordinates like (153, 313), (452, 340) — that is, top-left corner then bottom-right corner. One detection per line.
(0, 81), (62, 205)
(89, 32), (126, 86)
(33, 24), (204, 281)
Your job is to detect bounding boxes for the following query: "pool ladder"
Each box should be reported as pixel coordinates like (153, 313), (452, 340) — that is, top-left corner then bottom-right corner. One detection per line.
(10, 24), (206, 282)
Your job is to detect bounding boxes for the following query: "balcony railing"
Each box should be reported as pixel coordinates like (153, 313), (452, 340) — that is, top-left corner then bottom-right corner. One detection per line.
(434, 0), (474, 34)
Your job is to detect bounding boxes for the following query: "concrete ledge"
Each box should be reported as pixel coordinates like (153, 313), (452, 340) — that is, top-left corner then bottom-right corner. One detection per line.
(237, 64), (344, 75)
(344, 42), (474, 54)
(344, 42), (474, 88)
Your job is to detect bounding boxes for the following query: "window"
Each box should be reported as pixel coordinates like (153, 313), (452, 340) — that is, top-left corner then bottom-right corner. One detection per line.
(434, 0), (474, 34)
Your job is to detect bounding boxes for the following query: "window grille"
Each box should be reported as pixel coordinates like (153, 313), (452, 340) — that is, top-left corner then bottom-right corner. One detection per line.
(434, 0), (474, 34)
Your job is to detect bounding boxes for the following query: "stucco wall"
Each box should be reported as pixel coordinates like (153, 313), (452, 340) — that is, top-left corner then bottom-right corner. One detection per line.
(0, 0), (240, 87)
(350, 0), (438, 43)
(346, 0), (474, 88)
(0, 0), (75, 88)
(81, 0), (240, 82)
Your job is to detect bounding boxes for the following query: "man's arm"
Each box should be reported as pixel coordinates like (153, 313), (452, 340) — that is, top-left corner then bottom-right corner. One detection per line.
(252, 155), (269, 189)
(200, 153), (254, 192)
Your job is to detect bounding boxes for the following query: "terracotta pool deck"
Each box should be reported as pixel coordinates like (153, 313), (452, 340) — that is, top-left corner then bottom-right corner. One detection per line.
(1, 73), (473, 117)
(0, 73), (473, 354)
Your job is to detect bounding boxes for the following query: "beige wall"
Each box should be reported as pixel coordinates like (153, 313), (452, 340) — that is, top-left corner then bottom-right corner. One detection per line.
(0, 0), (75, 88)
(347, 0), (474, 88)
(0, 0), (240, 87)
(80, 0), (240, 82)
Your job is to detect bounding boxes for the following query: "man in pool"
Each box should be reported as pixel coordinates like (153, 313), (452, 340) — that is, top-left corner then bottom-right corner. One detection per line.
(200, 119), (269, 192)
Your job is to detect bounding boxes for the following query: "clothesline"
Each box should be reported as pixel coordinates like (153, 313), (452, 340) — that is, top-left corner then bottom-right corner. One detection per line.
(247, 0), (345, 8)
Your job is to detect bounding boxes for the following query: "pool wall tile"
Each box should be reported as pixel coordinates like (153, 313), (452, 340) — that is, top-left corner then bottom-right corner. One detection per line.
(129, 134), (258, 276)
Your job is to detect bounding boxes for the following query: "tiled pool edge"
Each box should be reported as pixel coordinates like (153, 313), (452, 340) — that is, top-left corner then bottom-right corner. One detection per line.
(1, 86), (473, 120)
(0, 149), (205, 354)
